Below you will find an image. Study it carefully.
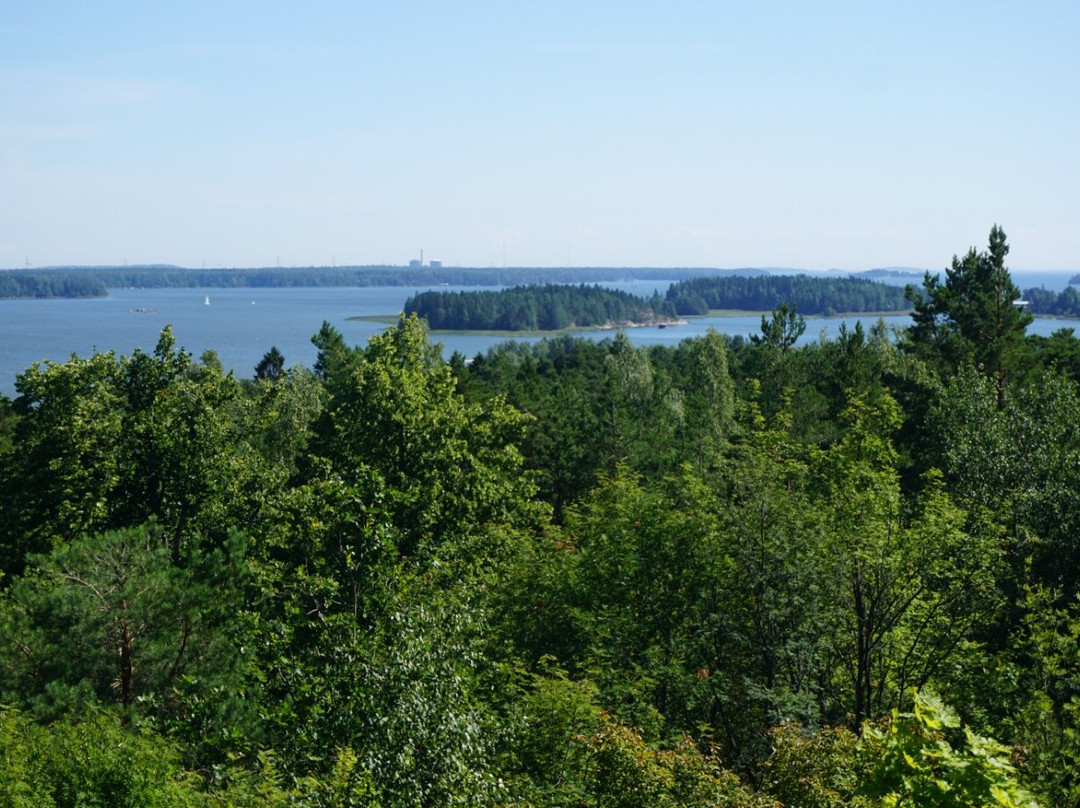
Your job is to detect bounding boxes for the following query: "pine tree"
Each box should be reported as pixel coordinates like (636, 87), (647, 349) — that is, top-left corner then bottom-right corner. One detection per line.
(906, 225), (1032, 407)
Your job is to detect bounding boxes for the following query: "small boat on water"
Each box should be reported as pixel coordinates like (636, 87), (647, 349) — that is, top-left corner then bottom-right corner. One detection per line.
(204, 295), (211, 306)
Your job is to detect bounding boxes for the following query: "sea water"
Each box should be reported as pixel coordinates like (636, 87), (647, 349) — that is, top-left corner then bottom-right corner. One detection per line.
(0, 273), (1075, 396)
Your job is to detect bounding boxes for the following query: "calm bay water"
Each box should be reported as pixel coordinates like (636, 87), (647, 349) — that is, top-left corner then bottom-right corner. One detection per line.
(1, 274), (1076, 396)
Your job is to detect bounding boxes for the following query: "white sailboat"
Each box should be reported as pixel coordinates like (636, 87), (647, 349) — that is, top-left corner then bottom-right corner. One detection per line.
(204, 295), (210, 306)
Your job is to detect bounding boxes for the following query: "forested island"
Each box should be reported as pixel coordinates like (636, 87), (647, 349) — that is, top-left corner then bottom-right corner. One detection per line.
(403, 283), (680, 330)
(665, 273), (911, 315)
(3, 227), (1080, 805)
(403, 276), (913, 333)
(1020, 285), (1080, 318)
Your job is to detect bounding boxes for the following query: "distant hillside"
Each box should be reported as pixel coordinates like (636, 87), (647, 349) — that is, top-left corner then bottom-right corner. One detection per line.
(1, 265), (768, 295)
(0, 266), (933, 306)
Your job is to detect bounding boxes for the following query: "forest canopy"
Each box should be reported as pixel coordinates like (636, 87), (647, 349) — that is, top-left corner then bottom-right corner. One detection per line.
(665, 273), (911, 315)
(1, 227), (1079, 806)
(0, 271), (106, 298)
(404, 283), (679, 330)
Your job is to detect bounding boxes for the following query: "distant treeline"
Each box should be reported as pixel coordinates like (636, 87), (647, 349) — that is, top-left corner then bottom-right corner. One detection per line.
(0, 272), (106, 298)
(1, 265), (751, 296)
(666, 274), (911, 315)
(405, 284), (679, 331)
(1022, 285), (1080, 318)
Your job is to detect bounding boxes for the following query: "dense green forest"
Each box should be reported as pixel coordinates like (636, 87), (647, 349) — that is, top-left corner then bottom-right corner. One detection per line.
(404, 284), (679, 331)
(1021, 285), (1080, 318)
(0, 271), (107, 298)
(3, 227), (1080, 805)
(665, 274), (911, 315)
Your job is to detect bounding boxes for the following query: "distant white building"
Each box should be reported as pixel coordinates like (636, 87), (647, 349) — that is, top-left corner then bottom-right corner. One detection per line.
(408, 259), (422, 268)
(429, 259), (443, 268)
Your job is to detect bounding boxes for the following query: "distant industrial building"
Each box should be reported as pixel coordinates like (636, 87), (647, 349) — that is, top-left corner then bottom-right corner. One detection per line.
(407, 251), (443, 268)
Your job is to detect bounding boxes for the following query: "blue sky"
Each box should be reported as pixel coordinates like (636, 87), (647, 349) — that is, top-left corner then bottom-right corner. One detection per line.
(2, 1), (1078, 270)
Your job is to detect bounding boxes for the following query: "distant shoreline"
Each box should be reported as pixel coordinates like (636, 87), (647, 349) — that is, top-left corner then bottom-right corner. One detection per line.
(348, 314), (690, 337)
(704, 308), (913, 319)
(347, 310), (911, 336)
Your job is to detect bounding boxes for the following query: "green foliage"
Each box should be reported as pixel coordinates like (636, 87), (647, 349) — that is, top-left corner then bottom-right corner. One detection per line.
(606, 332), (674, 475)
(317, 314), (541, 561)
(545, 465), (755, 742)
(1006, 585), (1080, 808)
(760, 722), (872, 808)
(929, 366), (1080, 593)
(730, 318), (902, 450)
(5, 239), (1080, 805)
(244, 556), (503, 805)
(719, 396), (831, 735)
(0, 271), (106, 298)
(671, 329), (736, 462)
(405, 283), (678, 331)
(0, 707), (379, 807)
(667, 273), (909, 316)
(1026, 327), (1080, 383)
(311, 320), (351, 380)
(863, 691), (1041, 808)
(751, 303), (807, 353)
(465, 331), (736, 518)
(0, 523), (247, 741)
(906, 225), (1032, 406)
(0, 395), (16, 455)
(0, 707), (203, 807)
(236, 316), (545, 803)
(501, 661), (603, 806)
(1014, 284), (1080, 319)
(254, 346), (285, 381)
(583, 714), (774, 808)
(246, 364), (324, 475)
(463, 336), (617, 517)
(1, 351), (125, 570)
(819, 394), (1002, 725)
(1, 327), (271, 573)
